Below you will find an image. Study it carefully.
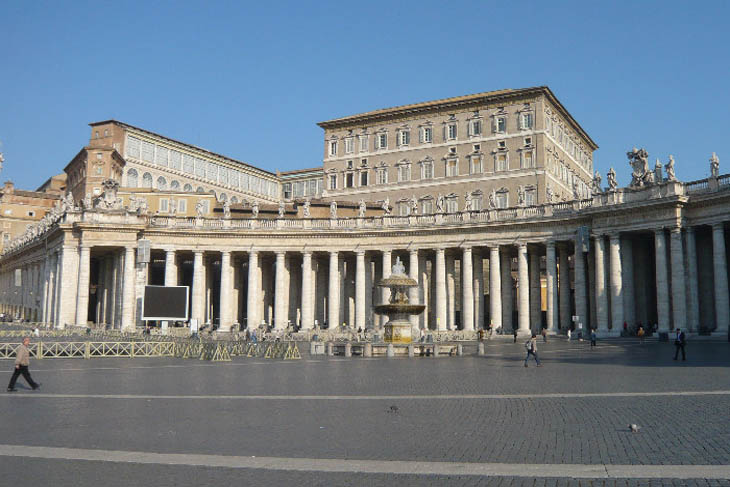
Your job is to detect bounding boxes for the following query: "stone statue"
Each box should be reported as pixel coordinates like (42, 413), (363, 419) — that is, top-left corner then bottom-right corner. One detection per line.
(545, 185), (554, 203)
(592, 171), (602, 194)
(169, 200), (177, 216)
(96, 179), (123, 210)
(710, 152), (720, 178)
(607, 167), (618, 190)
(410, 195), (418, 215)
(436, 194), (445, 214)
(654, 159), (663, 182)
(572, 180), (580, 200)
(81, 193), (93, 210)
(517, 185), (525, 207)
(61, 193), (75, 212)
(136, 197), (148, 215)
(628, 147), (652, 187)
(223, 200), (231, 219)
(488, 189), (496, 209)
(302, 199), (311, 218)
(278, 200), (285, 218)
(358, 199), (366, 218)
(195, 200), (205, 218)
(392, 256), (406, 276)
(666, 155), (676, 181)
(464, 192), (472, 211)
(329, 200), (337, 219)
(382, 197), (392, 216)
(0, 151), (4, 173)
(251, 201), (259, 218)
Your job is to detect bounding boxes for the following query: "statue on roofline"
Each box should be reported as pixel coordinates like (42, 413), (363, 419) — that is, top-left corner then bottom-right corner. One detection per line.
(665, 155), (676, 181)
(607, 167), (618, 190)
(627, 147), (652, 187)
(710, 152), (720, 178)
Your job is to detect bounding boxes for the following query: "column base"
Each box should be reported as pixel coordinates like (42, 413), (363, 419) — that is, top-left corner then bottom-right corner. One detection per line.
(515, 329), (532, 338)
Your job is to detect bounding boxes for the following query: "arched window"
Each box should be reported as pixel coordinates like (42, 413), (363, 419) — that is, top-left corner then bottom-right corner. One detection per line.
(230, 196), (238, 204)
(142, 172), (153, 188)
(157, 176), (167, 191)
(127, 169), (138, 188)
(219, 193), (227, 202)
(183, 183), (193, 192)
(196, 186), (204, 193)
(170, 180), (180, 191)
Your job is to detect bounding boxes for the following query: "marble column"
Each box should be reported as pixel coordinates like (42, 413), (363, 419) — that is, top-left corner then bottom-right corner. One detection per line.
(574, 241), (588, 331)
(712, 223), (729, 335)
(558, 244), (570, 331)
(356, 250), (366, 330)
(41, 254), (53, 324)
(461, 247), (474, 331)
(685, 227), (700, 332)
(274, 251), (287, 330)
(608, 234), (623, 335)
(58, 245), (79, 329)
(328, 251), (340, 330)
(669, 227), (686, 331)
(500, 248), (513, 332)
(75, 245), (91, 326)
(219, 251), (233, 332)
(529, 247), (541, 332)
(488, 246), (502, 330)
(246, 251), (259, 329)
(435, 248), (447, 330)
(546, 241), (558, 333)
(419, 253), (428, 329)
(446, 253), (456, 329)
(517, 244), (530, 335)
(164, 249), (178, 286)
(121, 246), (137, 330)
(408, 249), (419, 327)
(621, 236), (635, 328)
(301, 251), (313, 329)
(381, 250), (392, 327)
(655, 229), (670, 333)
(473, 250), (484, 330)
(594, 236), (608, 333)
(191, 250), (205, 325)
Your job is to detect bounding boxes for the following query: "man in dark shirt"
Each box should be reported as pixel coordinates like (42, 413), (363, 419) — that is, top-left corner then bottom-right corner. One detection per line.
(673, 328), (686, 361)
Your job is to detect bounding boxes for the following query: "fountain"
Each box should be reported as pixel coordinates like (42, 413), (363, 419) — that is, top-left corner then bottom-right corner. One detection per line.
(375, 257), (425, 344)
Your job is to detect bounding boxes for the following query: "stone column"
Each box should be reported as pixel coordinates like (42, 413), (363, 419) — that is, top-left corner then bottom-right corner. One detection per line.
(712, 223), (729, 335)
(380, 250), (392, 327)
(328, 251), (340, 330)
(461, 247), (474, 331)
(574, 241), (588, 331)
(517, 244), (530, 335)
(164, 249), (178, 286)
(501, 248), (513, 332)
(301, 251), (313, 329)
(594, 235), (608, 334)
(407, 249), (419, 327)
(558, 244), (570, 332)
(219, 251), (233, 332)
(488, 246), (502, 330)
(529, 247), (541, 332)
(435, 248), (447, 330)
(446, 253), (456, 329)
(669, 227), (686, 331)
(121, 246), (137, 330)
(655, 229), (670, 333)
(246, 251), (259, 329)
(41, 253), (54, 324)
(685, 227), (700, 333)
(58, 245), (79, 329)
(608, 234), (623, 335)
(356, 250), (366, 330)
(419, 253), (428, 329)
(75, 245), (91, 326)
(191, 250), (205, 325)
(473, 250), (484, 330)
(546, 241), (558, 333)
(274, 251), (287, 330)
(103, 256), (114, 325)
(621, 236), (635, 329)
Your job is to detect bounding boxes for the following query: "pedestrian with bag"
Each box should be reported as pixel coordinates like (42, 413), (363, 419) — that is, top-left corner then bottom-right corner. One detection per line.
(673, 328), (686, 361)
(524, 333), (541, 367)
(7, 337), (40, 392)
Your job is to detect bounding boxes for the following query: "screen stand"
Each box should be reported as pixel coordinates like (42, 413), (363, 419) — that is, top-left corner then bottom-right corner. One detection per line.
(161, 320), (169, 335)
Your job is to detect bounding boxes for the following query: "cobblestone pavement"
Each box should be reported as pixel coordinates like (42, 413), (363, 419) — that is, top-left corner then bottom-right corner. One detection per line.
(0, 338), (728, 486)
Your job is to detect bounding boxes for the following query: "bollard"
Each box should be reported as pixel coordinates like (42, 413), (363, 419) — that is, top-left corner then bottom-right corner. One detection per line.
(408, 344), (414, 357)
(433, 344), (439, 357)
(457, 344), (463, 356)
(326, 342), (333, 356)
(364, 343), (372, 357)
(386, 343), (394, 357)
(478, 342), (485, 356)
(345, 343), (352, 357)
(310, 341), (317, 355)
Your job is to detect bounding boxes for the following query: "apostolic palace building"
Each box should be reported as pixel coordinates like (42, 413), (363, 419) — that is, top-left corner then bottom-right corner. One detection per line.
(1, 86), (729, 338)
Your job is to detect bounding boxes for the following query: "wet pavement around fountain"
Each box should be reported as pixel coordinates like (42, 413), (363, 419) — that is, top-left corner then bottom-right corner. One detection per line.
(0, 337), (729, 486)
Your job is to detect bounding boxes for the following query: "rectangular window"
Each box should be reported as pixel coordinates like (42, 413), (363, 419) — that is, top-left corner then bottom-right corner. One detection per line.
(159, 198), (169, 213)
(360, 171), (368, 186)
(496, 117), (506, 133)
(472, 195), (482, 211)
(377, 133), (387, 149)
(521, 113), (533, 129)
(422, 127), (432, 143)
(421, 199), (433, 215)
(398, 202), (409, 216)
(473, 144), (481, 152)
(359, 135), (368, 152)
(346, 160), (353, 169)
(178, 199), (187, 213)
(470, 157), (482, 174)
(397, 165), (410, 182)
(96, 152), (103, 160)
(422, 161), (433, 179)
(377, 168), (388, 185)
(345, 173), (354, 188)
(497, 154), (508, 171)
(496, 193), (507, 209)
(329, 141), (337, 156)
(329, 174), (337, 190)
(283, 183), (292, 199)
(446, 198), (458, 213)
(523, 152), (534, 168)
(525, 189), (536, 206)
(447, 124), (457, 140)
(470, 120), (482, 136)
(345, 138), (353, 154)
(446, 160), (458, 177)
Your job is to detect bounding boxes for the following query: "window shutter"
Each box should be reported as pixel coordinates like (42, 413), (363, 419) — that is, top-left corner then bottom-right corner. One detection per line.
(442, 125), (447, 142)
(491, 118), (496, 133)
(419, 128), (423, 143)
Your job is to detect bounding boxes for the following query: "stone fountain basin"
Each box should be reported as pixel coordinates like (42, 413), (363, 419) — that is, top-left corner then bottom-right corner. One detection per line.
(374, 304), (426, 314)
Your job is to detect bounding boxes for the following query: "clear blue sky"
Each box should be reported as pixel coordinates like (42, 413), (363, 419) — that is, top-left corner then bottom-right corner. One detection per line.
(1, 1), (728, 190)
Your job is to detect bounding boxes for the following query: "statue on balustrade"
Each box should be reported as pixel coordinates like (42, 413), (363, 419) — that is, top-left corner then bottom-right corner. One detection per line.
(592, 171), (602, 195)
(436, 194), (445, 214)
(464, 192), (473, 211)
(488, 189), (496, 209)
(654, 159), (663, 182)
(628, 147), (652, 187)
(169, 200), (177, 216)
(95, 179), (123, 211)
(277, 200), (285, 218)
(382, 197), (392, 216)
(666, 155), (676, 181)
(61, 193), (75, 213)
(710, 152), (720, 178)
(410, 195), (418, 215)
(572, 180), (580, 200)
(607, 167), (618, 191)
(223, 200), (232, 219)
(358, 199), (366, 218)
(329, 200), (337, 219)
(303, 199), (311, 218)
(81, 193), (93, 210)
(195, 200), (205, 218)
(545, 185), (554, 203)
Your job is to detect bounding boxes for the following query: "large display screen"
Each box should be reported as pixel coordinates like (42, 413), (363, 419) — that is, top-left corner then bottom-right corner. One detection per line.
(142, 285), (189, 321)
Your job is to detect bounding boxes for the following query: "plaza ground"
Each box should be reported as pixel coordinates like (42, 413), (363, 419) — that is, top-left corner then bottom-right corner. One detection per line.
(0, 338), (729, 486)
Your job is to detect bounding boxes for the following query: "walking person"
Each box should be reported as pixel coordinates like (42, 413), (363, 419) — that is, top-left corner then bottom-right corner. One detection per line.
(7, 337), (40, 392)
(524, 333), (541, 367)
(513, 328), (518, 343)
(590, 328), (597, 349)
(541, 327), (547, 343)
(673, 328), (686, 361)
(637, 325), (645, 345)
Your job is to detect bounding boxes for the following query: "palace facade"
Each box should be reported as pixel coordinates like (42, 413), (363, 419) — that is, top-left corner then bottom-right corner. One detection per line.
(0, 87), (728, 338)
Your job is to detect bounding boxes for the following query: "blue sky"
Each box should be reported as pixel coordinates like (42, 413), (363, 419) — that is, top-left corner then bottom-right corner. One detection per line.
(1, 1), (728, 190)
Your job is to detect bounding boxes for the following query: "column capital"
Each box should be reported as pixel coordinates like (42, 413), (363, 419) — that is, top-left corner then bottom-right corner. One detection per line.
(301, 250), (313, 257)
(329, 250), (339, 256)
(408, 248), (419, 255)
(275, 250), (286, 258)
(609, 232), (621, 242)
(165, 248), (176, 254)
(712, 222), (725, 231)
(669, 226), (682, 235)
(356, 249), (366, 257)
(517, 243), (527, 251)
(221, 250), (231, 257)
(686, 225), (696, 235)
(545, 240), (556, 249)
(654, 227), (665, 235)
(192, 249), (204, 256)
(460, 245), (472, 252)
